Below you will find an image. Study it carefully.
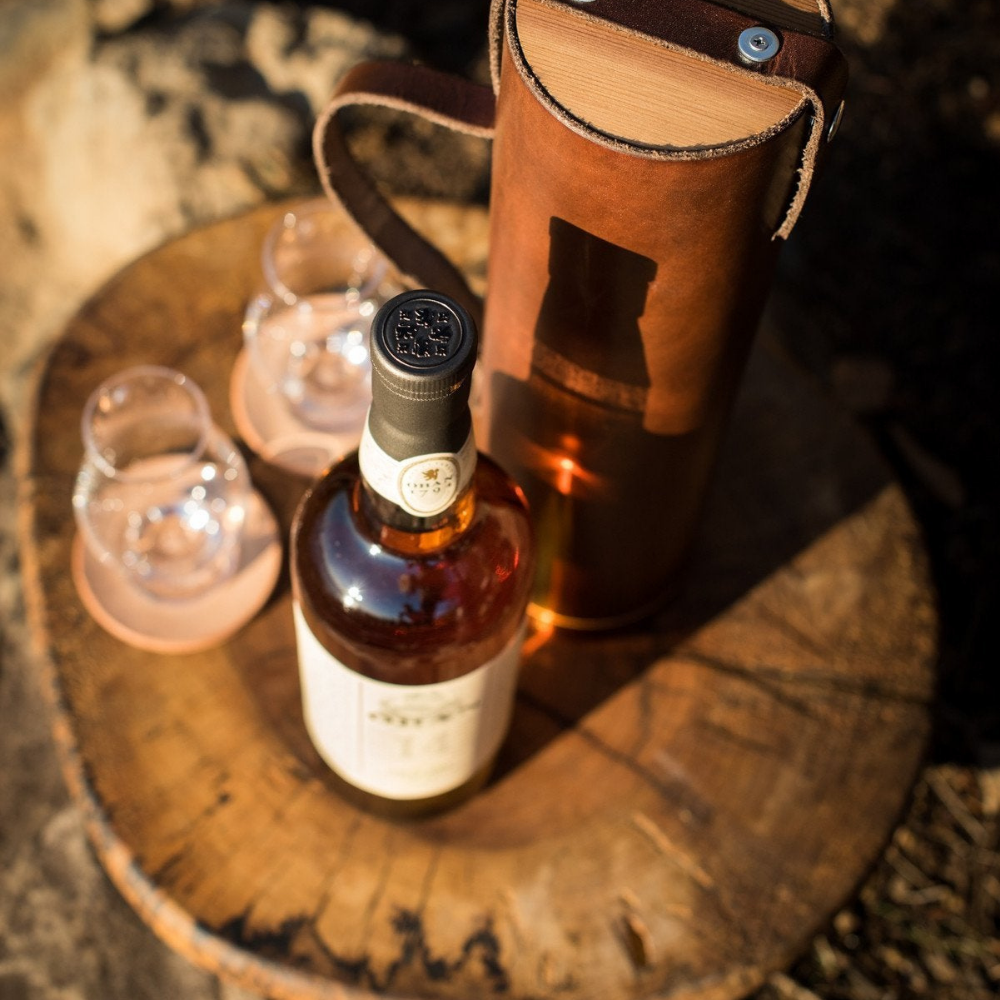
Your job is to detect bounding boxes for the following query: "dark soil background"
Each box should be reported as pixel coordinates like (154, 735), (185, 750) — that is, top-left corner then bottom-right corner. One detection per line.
(759, 1), (1000, 995)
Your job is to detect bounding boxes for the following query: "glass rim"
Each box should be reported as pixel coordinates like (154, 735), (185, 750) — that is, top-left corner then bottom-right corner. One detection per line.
(260, 198), (388, 306)
(81, 365), (211, 484)
(241, 290), (377, 345)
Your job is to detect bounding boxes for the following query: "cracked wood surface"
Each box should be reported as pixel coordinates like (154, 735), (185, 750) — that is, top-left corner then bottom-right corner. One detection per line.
(19, 199), (936, 1000)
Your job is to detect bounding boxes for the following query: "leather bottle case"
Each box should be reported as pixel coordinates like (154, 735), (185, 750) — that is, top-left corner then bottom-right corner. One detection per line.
(314, 0), (848, 628)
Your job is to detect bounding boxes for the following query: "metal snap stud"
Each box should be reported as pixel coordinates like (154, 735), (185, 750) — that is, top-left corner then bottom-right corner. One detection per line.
(738, 26), (781, 64)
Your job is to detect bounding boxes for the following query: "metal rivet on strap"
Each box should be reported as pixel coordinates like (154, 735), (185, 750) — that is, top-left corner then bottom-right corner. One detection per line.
(827, 100), (846, 142)
(738, 26), (781, 64)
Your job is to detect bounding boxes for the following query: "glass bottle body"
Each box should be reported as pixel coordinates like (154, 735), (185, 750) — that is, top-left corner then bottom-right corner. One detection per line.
(291, 451), (534, 816)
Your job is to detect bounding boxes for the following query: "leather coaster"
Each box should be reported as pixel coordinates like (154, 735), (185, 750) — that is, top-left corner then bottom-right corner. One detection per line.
(229, 347), (359, 479)
(71, 489), (282, 654)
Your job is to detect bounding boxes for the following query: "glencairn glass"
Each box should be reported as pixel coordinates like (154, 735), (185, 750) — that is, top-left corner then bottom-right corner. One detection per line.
(73, 366), (249, 600)
(243, 199), (401, 433)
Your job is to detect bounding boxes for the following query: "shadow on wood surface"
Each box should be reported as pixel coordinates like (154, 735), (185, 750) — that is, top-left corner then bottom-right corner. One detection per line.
(767, 0), (1000, 769)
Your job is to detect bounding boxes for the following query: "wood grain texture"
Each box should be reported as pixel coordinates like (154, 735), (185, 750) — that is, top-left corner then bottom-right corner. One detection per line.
(515, 0), (805, 147)
(19, 199), (936, 1000)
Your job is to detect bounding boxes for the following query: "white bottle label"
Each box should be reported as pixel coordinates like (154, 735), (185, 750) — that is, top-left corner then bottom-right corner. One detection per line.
(358, 418), (477, 517)
(294, 603), (525, 800)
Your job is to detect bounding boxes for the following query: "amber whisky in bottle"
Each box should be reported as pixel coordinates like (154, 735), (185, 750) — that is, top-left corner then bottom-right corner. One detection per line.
(291, 290), (535, 815)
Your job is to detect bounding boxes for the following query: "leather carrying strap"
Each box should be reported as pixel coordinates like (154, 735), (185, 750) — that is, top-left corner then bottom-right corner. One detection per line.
(312, 60), (495, 324)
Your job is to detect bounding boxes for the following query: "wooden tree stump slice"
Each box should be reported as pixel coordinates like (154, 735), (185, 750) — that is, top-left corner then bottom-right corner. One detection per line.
(18, 199), (937, 1000)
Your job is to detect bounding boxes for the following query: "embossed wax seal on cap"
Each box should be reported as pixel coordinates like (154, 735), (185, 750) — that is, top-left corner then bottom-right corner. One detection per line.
(368, 290), (478, 461)
(371, 290), (476, 389)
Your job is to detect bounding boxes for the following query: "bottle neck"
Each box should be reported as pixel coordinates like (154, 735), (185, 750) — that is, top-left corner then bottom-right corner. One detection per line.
(358, 478), (476, 552)
(357, 414), (478, 545)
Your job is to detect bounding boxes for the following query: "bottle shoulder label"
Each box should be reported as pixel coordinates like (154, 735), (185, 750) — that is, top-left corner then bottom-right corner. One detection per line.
(293, 603), (525, 800)
(359, 420), (477, 517)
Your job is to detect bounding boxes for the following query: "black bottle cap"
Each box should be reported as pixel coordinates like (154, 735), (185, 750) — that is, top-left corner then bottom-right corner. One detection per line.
(368, 290), (477, 460)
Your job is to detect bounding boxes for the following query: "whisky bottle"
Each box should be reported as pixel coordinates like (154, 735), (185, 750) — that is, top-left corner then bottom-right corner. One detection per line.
(291, 290), (535, 816)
